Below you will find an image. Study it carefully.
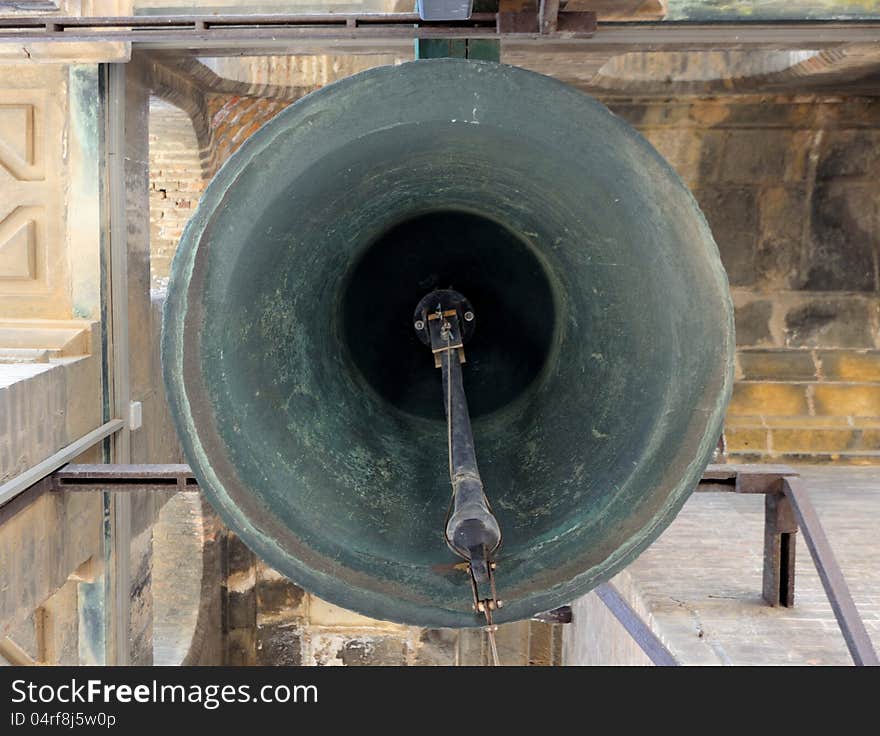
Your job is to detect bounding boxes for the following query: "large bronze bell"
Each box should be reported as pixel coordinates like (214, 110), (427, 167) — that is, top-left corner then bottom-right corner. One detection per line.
(162, 59), (734, 628)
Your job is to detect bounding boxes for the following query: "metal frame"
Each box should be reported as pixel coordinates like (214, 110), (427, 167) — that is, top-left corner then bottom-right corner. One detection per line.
(0, 14), (879, 55)
(0, 462), (870, 666)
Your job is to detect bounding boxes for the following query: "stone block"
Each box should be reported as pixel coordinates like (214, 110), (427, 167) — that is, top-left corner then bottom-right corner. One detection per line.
(770, 427), (856, 453)
(720, 129), (789, 183)
(689, 100), (731, 127)
(225, 629), (254, 666)
(734, 299), (774, 346)
(339, 637), (408, 666)
(728, 382), (808, 416)
(724, 426), (769, 453)
(737, 349), (816, 381)
(697, 129), (726, 183)
(755, 186), (806, 288)
(760, 415), (852, 428)
(255, 575), (306, 621)
(256, 623), (303, 666)
(412, 628), (457, 666)
(784, 299), (876, 349)
(818, 350), (880, 382)
(225, 532), (255, 576)
(804, 181), (876, 292)
(813, 384), (880, 417)
(721, 100), (815, 129)
(817, 129), (880, 180)
(857, 428), (880, 450)
(852, 415), (880, 426)
(226, 589), (256, 631)
(695, 186), (758, 285)
(641, 128), (702, 186)
(307, 596), (402, 630)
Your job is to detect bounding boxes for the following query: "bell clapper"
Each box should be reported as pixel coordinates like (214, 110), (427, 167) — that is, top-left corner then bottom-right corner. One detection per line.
(414, 289), (504, 664)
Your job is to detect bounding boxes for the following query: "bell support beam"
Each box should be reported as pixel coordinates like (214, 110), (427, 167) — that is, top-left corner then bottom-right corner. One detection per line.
(1, 15), (879, 56)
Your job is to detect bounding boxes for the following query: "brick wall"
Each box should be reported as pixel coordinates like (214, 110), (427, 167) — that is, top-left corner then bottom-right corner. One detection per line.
(149, 100), (205, 288)
(204, 94), (292, 178)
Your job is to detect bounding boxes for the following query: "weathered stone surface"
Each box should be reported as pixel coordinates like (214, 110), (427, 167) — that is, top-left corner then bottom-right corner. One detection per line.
(412, 629), (457, 666)
(226, 532), (255, 576)
(694, 187), (757, 285)
(819, 350), (880, 382)
(813, 384), (880, 417)
(255, 576), (306, 619)
(720, 129), (789, 183)
(724, 425), (769, 453)
(738, 349), (816, 381)
(0, 488), (102, 640)
(256, 623), (302, 666)
(338, 637), (408, 666)
(784, 299), (876, 348)
(805, 181), (876, 292)
(734, 299), (774, 347)
(756, 186), (805, 288)
(771, 427), (856, 453)
(728, 382), (808, 416)
(226, 590), (256, 632)
(817, 129), (880, 179)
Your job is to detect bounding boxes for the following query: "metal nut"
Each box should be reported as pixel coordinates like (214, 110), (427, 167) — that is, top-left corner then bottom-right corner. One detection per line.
(414, 320), (425, 331)
(463, 311), (475, 322)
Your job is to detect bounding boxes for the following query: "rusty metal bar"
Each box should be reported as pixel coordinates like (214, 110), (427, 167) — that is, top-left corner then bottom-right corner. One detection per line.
(0, 15), (878, 51)
(53, 463), (197, 493)
(594, 582), (679, 666)
(783, 476), (879, 667)
(762, 490), (798, 607)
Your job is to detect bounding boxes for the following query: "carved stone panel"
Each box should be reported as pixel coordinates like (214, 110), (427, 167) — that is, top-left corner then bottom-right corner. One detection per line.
(0, 67), (68, 318)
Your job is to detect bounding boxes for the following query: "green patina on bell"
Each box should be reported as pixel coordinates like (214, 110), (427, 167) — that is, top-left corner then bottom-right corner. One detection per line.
(162, 59), (734, 628)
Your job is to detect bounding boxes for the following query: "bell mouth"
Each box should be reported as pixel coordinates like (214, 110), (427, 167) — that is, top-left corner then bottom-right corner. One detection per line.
(341, 209), (556, 421)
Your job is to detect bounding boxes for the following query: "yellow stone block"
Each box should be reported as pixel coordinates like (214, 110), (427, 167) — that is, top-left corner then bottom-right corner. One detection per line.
(728, 382), (808, 416)
(762, 415), (851, 428)
(819, 351), (880, 382)
(737, 350), (816, 381)
(770, 428), (855, 453)
(724, 426), (769, 452)
(812, 384), (880, 417)
(307, 595), (407, 632)
(857, 428), (880, 450)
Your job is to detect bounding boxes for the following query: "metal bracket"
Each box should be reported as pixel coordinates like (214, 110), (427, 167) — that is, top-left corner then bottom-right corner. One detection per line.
(2, 462), (876, 666)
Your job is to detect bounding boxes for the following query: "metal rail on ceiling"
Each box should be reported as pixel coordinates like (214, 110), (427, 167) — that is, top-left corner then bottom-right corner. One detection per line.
(0, 15), (879, 53)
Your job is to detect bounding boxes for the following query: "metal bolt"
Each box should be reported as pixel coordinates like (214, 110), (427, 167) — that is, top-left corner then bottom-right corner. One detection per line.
(414, 320), (425, 331)
(464, 311), (475, 322)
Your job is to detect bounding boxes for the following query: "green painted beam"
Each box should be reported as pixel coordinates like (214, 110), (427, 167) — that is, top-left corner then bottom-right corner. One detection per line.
(414, 38), (500, 60)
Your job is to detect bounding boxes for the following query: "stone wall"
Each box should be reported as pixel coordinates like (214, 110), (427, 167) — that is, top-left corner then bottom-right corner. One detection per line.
(608, 95), (880, 463)
(149, 100), (204, 288)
